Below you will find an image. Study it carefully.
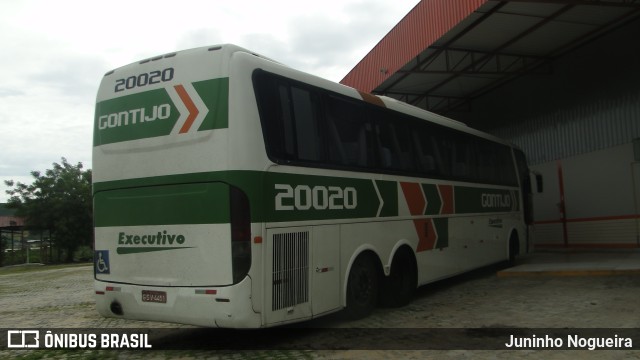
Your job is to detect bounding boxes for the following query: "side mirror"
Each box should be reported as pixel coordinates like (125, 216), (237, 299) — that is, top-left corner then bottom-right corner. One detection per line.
(532, 172), (543, 193)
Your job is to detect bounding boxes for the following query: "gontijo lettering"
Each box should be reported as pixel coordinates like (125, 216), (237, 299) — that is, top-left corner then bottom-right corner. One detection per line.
(98, 104), (171, 130)
(481, 193), (511, 208)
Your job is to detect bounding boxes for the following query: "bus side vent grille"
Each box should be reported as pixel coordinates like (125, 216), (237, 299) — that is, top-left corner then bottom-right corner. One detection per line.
(272, 231), (309, 311)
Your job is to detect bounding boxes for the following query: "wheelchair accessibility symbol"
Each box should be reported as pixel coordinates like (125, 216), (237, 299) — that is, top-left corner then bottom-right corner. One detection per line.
(95, 250), (110, 274)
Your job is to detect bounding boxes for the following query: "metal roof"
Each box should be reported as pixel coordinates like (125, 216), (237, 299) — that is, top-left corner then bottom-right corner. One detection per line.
(341, 0), (640, 115)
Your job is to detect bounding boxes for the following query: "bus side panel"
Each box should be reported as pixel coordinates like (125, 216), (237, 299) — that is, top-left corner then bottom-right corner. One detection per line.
(94, 223), (232, 286)
(311, 225), (341, 316)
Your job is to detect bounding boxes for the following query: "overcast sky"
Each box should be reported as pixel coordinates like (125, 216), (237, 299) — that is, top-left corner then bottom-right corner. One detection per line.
(0, 0), (419, 202)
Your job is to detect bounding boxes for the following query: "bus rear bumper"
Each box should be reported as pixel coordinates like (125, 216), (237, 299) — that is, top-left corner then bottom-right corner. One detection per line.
(94, 276), (261, 328)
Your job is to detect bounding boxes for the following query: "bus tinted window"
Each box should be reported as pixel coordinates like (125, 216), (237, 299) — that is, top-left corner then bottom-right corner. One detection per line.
(376, 113), (416, 172)
(277, 85), (296, 159)
(326, 96), (373, 168)
(497, 145), (518, 185)
(411, 122), (440, 176)
(291, 87), (322, 162)
(253, 69), (518, 186)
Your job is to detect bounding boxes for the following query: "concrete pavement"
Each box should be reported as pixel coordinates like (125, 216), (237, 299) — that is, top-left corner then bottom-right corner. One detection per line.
(498, 249), (640, 277)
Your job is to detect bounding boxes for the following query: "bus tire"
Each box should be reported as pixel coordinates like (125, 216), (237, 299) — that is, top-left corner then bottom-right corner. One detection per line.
(344, 253), (379, 320)
(380, 247), (417, 308)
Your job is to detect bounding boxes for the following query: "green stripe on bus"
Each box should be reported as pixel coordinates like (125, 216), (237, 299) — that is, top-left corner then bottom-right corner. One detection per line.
(116, 247), (193, 254)
(193, 78), (229, 131)
(455, 187), (519, 213)
(94, 170), (520, 227)
(433, 218), (448, 249)
(375, 180), (398, 217)
(94, 171), (381, 225)
(421, 184), (442, 216)
(94, 182), (231, 227)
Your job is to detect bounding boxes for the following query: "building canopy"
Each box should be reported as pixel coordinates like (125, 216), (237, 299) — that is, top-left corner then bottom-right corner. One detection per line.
(341, 0), (640, 116)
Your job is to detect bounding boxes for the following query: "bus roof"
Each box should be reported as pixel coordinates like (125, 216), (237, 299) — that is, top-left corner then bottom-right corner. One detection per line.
(99, 43), (514, 149)
(102, 44), (282, 77)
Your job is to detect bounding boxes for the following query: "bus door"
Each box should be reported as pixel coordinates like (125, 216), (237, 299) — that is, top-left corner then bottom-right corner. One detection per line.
(310, 225), (341, 315)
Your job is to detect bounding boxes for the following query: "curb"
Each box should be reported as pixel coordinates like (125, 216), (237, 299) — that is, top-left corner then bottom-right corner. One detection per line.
(497, 269), (640, 277)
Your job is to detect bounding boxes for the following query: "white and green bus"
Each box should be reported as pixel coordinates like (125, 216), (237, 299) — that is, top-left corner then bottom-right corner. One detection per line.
(93, 44), (536, 328)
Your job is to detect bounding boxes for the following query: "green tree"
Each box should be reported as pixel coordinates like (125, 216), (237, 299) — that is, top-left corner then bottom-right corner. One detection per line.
(4, 158), (92, 263)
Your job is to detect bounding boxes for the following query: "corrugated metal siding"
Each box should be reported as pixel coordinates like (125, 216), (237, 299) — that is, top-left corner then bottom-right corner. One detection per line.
(494, 90), (640, 165)
(535, 220), (639, 246)
(568, 220), (639, 245)
(340, 0), (487, 93)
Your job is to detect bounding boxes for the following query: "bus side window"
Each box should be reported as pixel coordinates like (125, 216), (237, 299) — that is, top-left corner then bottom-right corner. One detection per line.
(326, 118), (347, 165)
(375, 114), (416, 172)
(452, 136), (471, 180)
(498, 145), (518, 185)
(476, 140), (495, 183)
(433, 134), (453, 178)
(290, 87), (322, 162)
(254, 71), (324, 164)
(412, 124), (439, 176)
(253, 73), (294, 162)
(325, 96), (373, 168)
(277, 85), (296, 159)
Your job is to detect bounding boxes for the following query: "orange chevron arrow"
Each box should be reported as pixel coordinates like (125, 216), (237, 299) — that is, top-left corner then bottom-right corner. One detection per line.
(401, 182), (437, 252)
(174, 84), (199, 134)
(414, 218), (437, 252)
(437, 184), (454, 215)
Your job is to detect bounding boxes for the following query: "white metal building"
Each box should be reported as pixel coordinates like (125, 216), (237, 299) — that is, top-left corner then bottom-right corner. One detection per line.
(341, 0), (640, 248)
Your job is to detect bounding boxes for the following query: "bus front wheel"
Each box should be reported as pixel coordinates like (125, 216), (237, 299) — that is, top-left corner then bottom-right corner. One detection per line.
(344, 253), (379, 320)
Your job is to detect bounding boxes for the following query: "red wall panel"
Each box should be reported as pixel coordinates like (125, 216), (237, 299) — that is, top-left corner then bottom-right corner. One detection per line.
(341, 0), (487, 93)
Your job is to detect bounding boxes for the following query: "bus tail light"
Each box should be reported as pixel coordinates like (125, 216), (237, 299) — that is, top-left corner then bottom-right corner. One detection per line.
(195, 289), (217, 295)
(230, 186), (251, 284)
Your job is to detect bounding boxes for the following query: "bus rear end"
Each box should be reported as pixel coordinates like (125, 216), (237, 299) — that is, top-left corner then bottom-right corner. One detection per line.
(92, 45), (258, 327)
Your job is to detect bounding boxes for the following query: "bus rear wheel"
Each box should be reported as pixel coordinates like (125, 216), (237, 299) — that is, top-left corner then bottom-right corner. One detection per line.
(344, 253), (379, 320)
(380, 247), (417, 308)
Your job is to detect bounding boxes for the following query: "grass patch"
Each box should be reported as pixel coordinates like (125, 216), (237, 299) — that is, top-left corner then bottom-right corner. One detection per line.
(1, 349), (317, 360)
(0, 263), (92, 276)
(2, 349), (121, 360)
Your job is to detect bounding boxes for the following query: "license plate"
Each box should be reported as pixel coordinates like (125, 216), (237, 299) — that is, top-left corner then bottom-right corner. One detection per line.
(141, 290), (167, 303)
